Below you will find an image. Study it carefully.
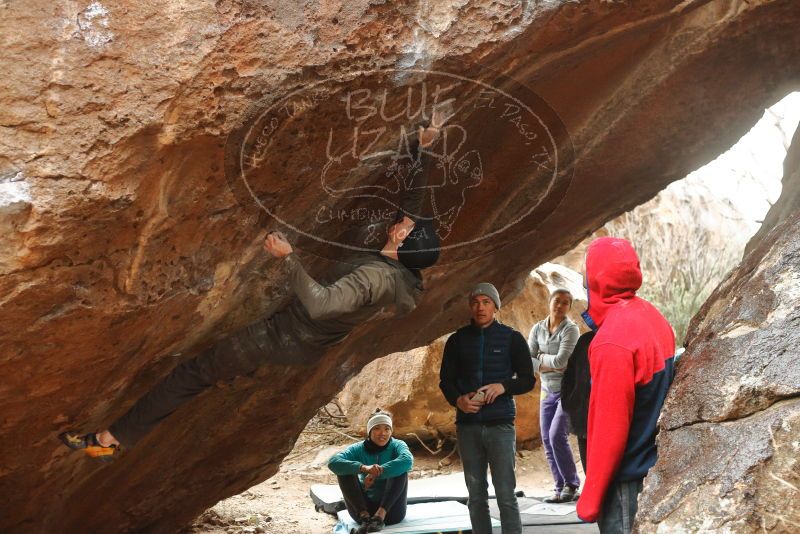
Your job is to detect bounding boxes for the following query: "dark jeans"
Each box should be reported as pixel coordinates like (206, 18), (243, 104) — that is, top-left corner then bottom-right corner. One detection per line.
(598, 478), (644, 534)
(109, 313), (322, 447)
(457, 422), (521, 534)
(337, 473), (408, 525)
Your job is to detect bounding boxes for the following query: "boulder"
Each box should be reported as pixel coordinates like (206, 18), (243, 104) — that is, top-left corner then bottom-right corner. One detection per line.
(635, 212), (800, 531)
(1, 0), (800, 532)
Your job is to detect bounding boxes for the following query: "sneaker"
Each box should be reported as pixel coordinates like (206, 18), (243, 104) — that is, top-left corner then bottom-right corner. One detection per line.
(560, 485), (580, 502)
(544, 490), (564, 503)
(366, 516), (385, 532)
(58, 431), (120, 462)
(349, 513), (370, 534)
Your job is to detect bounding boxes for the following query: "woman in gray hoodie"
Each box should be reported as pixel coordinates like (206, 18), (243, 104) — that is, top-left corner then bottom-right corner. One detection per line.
(527, 289), (580, 503)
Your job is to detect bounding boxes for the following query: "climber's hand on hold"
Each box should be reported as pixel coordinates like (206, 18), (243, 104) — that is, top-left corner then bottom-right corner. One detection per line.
(264, 231), (293, 258)
(418, 124), (440, 148)
(418, 104), (453, 148)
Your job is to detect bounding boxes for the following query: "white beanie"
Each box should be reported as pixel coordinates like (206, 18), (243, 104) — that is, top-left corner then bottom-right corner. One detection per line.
(367, 412), (393, 436)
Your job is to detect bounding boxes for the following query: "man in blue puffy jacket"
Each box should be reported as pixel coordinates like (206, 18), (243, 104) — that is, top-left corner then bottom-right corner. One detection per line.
(439, 283), (535, 534)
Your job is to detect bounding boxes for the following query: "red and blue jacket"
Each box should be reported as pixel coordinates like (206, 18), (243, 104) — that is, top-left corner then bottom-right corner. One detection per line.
(576, 237), (675, 522)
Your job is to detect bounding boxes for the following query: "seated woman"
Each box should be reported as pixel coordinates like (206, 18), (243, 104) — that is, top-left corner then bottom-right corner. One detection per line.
(328, 411), (412, 533)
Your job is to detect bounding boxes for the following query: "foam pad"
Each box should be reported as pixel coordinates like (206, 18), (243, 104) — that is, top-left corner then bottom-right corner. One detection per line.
(311, 472), (498, 514)
(490, 496), (596, 529)
(332, 501), (499, 534)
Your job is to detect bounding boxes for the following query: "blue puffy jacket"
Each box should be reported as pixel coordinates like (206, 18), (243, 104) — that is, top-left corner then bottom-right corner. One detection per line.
(439, 320), (535, 425)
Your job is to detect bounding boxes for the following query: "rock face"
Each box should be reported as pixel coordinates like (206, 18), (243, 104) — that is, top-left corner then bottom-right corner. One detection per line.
(1, 1), (800, 532)
(338, 263), (587, 447)
(635, 209), (800, 532)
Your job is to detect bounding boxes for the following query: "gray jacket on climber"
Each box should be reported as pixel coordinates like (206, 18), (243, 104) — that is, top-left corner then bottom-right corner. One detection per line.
(279, 252), (424, 348)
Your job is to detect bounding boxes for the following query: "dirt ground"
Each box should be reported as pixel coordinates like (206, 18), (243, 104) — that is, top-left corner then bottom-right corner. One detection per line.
(185, 408), (585, 534)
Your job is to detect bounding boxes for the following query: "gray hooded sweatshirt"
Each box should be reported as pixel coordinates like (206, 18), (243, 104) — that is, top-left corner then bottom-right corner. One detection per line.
(527, 317), (580, 394)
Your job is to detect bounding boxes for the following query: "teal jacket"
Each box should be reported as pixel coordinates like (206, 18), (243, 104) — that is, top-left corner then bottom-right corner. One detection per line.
(327, 438), (413, 501)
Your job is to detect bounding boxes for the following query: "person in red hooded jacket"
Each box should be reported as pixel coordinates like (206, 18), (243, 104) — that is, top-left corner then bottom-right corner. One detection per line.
(575, 237), (675, 534)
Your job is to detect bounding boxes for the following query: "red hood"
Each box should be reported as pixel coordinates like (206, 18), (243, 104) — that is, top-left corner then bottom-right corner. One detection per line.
(584, 237), (642, 328)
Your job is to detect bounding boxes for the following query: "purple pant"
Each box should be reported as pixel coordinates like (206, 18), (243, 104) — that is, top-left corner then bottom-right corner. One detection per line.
(540, 391), (580, 491)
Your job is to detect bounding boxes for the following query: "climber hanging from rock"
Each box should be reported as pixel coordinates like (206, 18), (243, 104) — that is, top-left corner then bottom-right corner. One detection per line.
(59, 111), (448, 461)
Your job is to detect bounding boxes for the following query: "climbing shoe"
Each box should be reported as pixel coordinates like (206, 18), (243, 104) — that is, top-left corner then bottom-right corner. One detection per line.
(544, 489), (565, 503)
(560, 485), (580, 502)
(366, 516), (385, 532)
(59, 431), (119, 462)
(349, 513), (370, 534)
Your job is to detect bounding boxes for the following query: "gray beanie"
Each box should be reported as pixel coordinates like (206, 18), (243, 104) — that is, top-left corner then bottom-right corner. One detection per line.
(470, 282), (501, 309)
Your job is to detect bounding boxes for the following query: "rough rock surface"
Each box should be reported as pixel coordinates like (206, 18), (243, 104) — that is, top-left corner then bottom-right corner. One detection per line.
(2, 1), (800, 532)
(338, 263), (587, 446)
(635, 210), (800, 532)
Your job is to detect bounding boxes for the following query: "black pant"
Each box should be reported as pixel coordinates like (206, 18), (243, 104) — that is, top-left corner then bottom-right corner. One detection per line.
(578, 435), (587, 474)
(337, 473), (408, 525)
(109, 308), (324, 448)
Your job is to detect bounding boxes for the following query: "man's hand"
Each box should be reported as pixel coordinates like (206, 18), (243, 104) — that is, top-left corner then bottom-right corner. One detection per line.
(456, 392), (484, 414)
(263, 231), (293, 258)
(477, 383), (506, 404)
(387, 216), (416, 247)
(418, 124), (440, 148)
(364, 474), (376, 489)
(417, 107), (450, 147)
